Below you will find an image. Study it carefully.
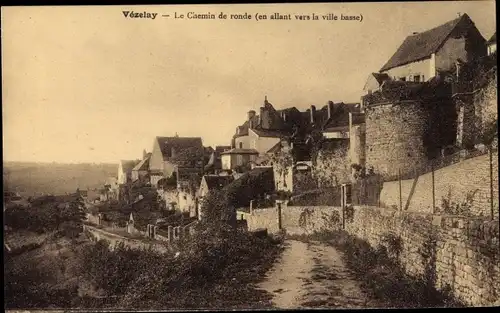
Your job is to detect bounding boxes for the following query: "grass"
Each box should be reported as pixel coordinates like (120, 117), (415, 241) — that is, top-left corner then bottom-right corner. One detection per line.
(113, 229), (285, 310)
(5, 226), (285, 310)
(286, 230), (466, 309)
(4, 229), (55, 252)
(5, 232), (98, 309)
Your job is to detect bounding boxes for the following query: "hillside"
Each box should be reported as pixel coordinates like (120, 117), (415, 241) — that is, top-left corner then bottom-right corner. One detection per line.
(3, 162), (117, 197)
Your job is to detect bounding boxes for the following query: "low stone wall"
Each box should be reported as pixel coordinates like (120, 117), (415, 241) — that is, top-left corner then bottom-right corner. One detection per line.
(83, 225), (168, 253)
(246, 207), (281, 234)
(282, 206), (343, 235)
(245, 204), (343, 236)
(243, 202), (499, 306)
(345, 206), (500, 307)
(379, 150), (499, 217)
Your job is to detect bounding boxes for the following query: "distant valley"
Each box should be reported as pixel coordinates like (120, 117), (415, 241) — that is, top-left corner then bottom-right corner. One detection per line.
(3, 162), (117, 197)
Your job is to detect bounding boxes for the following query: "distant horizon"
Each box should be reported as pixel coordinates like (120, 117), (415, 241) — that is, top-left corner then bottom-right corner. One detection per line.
(3, 2), (496, 163)
(3, 160), (120, 165)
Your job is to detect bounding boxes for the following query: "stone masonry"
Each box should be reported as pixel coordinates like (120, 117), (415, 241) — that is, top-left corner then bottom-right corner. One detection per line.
(365, 101), (429, 178)
(345, 206), (500, 307)
(244, 203), (500, 306)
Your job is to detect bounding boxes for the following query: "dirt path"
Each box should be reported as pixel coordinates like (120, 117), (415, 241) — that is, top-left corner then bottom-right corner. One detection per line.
(257, 240), (381, 309)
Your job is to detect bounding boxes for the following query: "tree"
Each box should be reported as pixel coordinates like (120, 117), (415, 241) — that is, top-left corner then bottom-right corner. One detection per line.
(199, 189), (233, 230)
(270, 147), (294, 186)
(306, 129), (326, 166)
(314, 142), (351, 187)
(4, 194), (85, 236)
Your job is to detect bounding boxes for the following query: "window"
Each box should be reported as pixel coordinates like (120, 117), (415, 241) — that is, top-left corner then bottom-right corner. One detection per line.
(239, 142), (243, 149)
(414, 75), (420, 83)
(400, 77), (406, 81)
(422, 75), (425, 82)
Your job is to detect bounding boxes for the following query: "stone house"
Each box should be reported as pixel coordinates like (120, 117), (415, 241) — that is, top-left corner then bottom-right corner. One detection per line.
(176, 167), (203, 217)
(131, 151), (151, 182)
(303, 102), (360, 188)
(204, 145), (231, 174)
(359, 14), (492, 178)
(148, 136), (204, 187)
(220, 148), (259, 172)
(101, 177), (119, 201)
(232, 97), (295, 156)
(254, 100), (361, 191)
(378, 13), (486, 83)
(117, 159), (140, 185)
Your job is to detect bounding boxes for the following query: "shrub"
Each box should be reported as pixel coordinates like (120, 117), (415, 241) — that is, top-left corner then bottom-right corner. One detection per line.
(79, 227), (283, 309)
(436, 188), (477, 216)
(4, 194), (85, 236)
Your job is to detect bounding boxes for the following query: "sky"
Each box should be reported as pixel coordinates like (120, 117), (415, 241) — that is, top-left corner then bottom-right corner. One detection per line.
(2, 1), (496, 163)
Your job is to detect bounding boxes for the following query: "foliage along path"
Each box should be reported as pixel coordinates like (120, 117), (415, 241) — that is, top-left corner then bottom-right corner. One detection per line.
(257, 239), (382, 309)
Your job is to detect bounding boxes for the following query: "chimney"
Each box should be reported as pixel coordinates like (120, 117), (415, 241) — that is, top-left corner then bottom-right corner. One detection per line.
(455, 60), (462, 80)
(310, 105), (316, 124)
(248, 110), (256, 129)
(260, 107), (265, 128)
(327, 101), (334, 120)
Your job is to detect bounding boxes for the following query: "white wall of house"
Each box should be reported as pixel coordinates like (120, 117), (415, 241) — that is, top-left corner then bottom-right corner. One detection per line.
(150, 175), (164, 187)
(488, 43), (497, 56)
(221, 153), (257, 170)
(363, 75), (383, 94)
(149, 139), (164, 173)
(234, 135), (252, 150)
(381, 56), (434, 82)
(323, 131), (349, 139)
(249, 129), (281, 155)
(234, 131), (281, 155)
(221, 154), (232, 170)
(117, 163), (126, 185)
(178, 190), (195, 214)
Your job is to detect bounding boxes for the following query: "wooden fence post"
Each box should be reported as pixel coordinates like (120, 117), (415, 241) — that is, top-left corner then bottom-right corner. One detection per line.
(167, 226), (173, 243)
(398, 168), (402, 211)
(341, 184), (346, 230)
(277, 202), (282, 230)
(490, 147), (494, 220)
(431, 164), (436, 214)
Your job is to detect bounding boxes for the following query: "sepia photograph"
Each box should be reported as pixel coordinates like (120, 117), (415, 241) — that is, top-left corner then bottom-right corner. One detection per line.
(2, 1), (499, 310)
